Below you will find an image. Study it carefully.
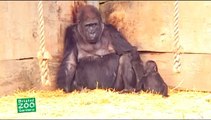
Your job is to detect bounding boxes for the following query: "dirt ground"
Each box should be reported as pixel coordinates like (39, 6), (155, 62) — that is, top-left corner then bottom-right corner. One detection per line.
(0, 88), (211, 119)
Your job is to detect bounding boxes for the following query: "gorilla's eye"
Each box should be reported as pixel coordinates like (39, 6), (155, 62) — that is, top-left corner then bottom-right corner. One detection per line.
(85, 23), (98, 27)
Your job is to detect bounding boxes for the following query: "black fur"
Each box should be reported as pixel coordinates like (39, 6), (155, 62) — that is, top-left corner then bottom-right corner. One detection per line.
(56, 5), (144, 93)
(136, 60), (169, 97)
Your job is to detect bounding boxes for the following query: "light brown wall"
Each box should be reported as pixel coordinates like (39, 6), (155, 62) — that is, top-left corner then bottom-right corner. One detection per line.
(0, 1), (83, 96)
(1, 1), (211, 95)
(100, 1), (211, 91)
(101, 1), (211, 54)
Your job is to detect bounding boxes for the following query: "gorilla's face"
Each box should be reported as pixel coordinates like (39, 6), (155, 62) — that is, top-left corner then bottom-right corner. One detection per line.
(82, 19), (102, 43)
(77, 5), (104, 44)
(145, 60), (158, 74)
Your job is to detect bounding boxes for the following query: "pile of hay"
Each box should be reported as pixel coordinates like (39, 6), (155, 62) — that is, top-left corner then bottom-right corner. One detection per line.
(0, 88), (211, 119)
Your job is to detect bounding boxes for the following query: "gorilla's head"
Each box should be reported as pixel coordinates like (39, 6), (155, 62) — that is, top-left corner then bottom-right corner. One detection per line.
(77, 5), (104, 44)
(145, 60), (158, 74)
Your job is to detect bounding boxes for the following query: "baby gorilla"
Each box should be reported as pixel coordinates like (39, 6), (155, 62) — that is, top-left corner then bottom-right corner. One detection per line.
(136, 60), (169, 97)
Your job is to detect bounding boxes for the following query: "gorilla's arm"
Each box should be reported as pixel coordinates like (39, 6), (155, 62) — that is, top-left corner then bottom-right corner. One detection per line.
(57, 25), (78, 92)
(63, 24), (77, 53)
(106, 24), (134, 55)
(106, 24), (144, 81)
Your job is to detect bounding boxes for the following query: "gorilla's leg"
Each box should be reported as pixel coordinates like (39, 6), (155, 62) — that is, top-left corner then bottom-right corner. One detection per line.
(114, 53), (137, 92)
(114, 49), (144, 93)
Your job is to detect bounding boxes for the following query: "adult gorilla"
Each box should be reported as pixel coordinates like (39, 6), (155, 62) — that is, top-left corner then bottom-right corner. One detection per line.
(57, 5), (144, 93)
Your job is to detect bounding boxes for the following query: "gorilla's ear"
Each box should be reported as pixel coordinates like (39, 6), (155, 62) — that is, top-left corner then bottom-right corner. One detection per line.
(154, 65), (158, 72)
